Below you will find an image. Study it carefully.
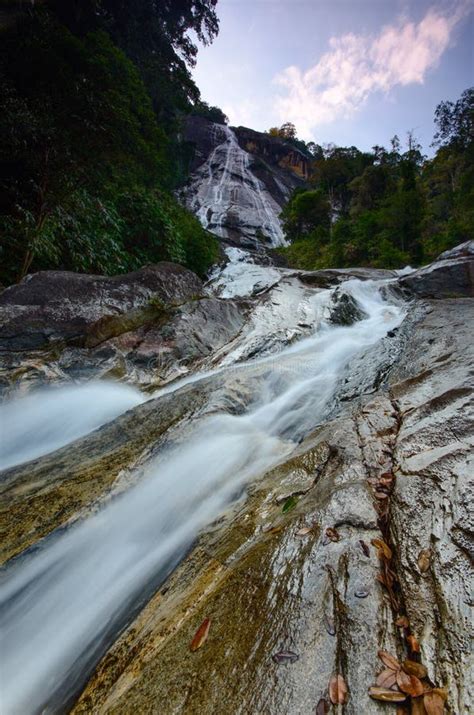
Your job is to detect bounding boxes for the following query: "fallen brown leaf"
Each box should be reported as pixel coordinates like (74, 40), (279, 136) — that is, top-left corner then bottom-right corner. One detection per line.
(368, 686), (406, 702)
(432, 688), (448, 701)
(374, 491), (389, 500)
(396, 669), (424, 697)
(376, 668), (398, 689)
(190, 618), (211, 652)
(296, 526), (313, 536)
(315, 697), (330, 714)
(325, 527), (340, 543)
(371, 538), (393, 560)
(378, 650), (401, 671)
(359, 539), (370, 557)
(411, 697), (428, 715)
(272, 650), (299, 664)
(418, 549), (431, 573)
(424, 691), (445, 715)
(264, 525), (283, 534)
(402, 659), (427, 678)
(396, 616), (410, 628)
(407, 634), (421, 653)
(329, 674), (348, 704)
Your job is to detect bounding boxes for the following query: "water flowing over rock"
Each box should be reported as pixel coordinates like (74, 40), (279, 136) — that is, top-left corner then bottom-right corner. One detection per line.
(0, 245), (472, 715)
(180, 117), (308, 248)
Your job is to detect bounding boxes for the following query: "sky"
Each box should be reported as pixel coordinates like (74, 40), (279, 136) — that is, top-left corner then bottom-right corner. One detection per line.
(193, 0), (473, 154)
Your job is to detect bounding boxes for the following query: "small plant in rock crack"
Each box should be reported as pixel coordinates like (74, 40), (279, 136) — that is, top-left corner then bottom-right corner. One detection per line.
(368, 649), (448, 713)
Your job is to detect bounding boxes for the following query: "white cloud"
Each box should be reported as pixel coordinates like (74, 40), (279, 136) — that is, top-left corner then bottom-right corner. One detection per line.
(273, 2), (471, 139)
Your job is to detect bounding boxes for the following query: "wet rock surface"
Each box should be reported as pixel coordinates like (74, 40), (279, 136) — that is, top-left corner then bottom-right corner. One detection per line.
(180, 118), (308, 247)
(0, 265), (247, 397)
(66, 295), (473, 715)
(0, 247), (472, 714)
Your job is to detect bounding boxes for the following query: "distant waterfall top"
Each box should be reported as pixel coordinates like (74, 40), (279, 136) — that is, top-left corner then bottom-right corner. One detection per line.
(181, 123), (286, 247)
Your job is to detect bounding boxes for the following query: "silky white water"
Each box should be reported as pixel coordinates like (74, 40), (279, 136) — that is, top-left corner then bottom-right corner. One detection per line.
(0, 279), (405, 714)
(0, 383), (144, 471)
(184, 124), (286, 246)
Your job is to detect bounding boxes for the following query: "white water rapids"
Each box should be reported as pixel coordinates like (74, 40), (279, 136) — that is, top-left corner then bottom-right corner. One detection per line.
(0, 275), (405, 714)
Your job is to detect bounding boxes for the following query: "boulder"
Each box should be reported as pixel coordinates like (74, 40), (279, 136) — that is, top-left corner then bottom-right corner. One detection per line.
(399, 249), (474, 298)
(0, 263), (203, 351)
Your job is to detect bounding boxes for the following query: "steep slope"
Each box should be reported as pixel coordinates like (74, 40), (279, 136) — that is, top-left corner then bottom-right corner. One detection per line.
(180, 116), (309, 248)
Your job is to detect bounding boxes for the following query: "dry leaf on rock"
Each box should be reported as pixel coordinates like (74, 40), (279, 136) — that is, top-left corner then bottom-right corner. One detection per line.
(396, 615), (410, 628)
(368, 686), (406, 702)
(418, 549), (432, 573)
(315, 697), (330, 714)
(371, 538), (393, 560)
(190, 618), (211, 652)
(402, 659), (427, 678)
(296, 526), (312, 536)
(272, 650), (299, 664)
(407, 634), (421, 653)
(325, 527), (340, 543)
(329, 674), (348, 704)
(359, 539), (370, 557)
(378, 649), (401, 671)
(396, 669), (424, 697)
(424, 690), (447, 713)
(411, 696), (428, 715)
(376, 668), (398, 689)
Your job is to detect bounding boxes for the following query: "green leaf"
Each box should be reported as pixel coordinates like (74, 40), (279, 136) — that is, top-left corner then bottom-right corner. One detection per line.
(282, 496), (298, 513)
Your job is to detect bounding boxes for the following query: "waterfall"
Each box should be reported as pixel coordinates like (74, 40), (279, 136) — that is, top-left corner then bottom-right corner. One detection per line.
(184, 124), (286, 246)
(0, 276), (405, 714)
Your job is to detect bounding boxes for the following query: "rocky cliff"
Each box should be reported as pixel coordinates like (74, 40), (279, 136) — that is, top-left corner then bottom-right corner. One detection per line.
(179, 116), (309, 248)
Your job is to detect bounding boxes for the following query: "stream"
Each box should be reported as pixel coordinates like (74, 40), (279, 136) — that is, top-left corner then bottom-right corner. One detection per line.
(0, 264), (406, 714)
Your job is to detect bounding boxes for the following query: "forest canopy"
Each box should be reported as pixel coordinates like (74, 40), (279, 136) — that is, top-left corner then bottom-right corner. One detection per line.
(0, 0), (220, 284)
(278, 88), (474, 269)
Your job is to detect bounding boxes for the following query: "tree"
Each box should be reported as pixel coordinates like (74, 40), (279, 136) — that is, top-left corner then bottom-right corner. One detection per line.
(281, 189), (330, 242)
(191, 101), (228, 125)
(267, 122), (297, 140)
(433, 87), (474, 150)
(0, 5), (219, 283)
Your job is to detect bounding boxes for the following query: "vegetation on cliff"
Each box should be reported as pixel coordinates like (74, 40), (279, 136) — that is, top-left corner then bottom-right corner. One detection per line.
(278, 88), (474, 269)
(0, 1), (220, 285)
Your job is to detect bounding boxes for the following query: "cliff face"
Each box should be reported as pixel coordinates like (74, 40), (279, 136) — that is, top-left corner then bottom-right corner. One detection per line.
(180, 116), (309, 248)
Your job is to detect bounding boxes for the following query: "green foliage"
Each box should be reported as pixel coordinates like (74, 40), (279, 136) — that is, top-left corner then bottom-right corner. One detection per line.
(281, 189), (330, 242)
(0, 4), (219, 284)
(191, 101), (228, 125)
(280, 89), (473, 271)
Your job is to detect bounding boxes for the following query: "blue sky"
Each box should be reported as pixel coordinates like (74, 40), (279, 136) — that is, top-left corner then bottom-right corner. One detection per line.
(193, 0), (473, 154)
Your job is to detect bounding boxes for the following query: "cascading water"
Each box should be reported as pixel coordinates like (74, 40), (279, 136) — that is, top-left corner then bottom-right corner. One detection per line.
(184, 124), (286, 246)
(0, 382), (144, 471)
(0, 275), (405, 714)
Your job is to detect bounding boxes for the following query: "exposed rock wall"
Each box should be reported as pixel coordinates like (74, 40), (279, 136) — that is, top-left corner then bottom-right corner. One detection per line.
(180, 117), (309, 248)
